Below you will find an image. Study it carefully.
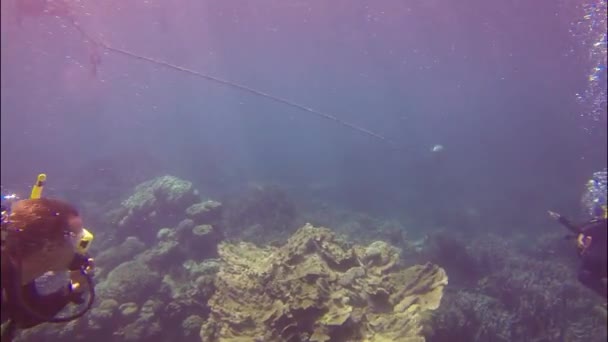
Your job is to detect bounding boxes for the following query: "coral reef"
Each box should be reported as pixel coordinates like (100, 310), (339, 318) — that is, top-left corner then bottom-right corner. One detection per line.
(93, 236), (146, 277)
(112, 299), (164, 341)
(186, 200), (223, 225)
(87, 299), (119, 330)
(95, 260), (161, 303)
(201, 223), (448, 342)
(19, 173), (606, 342)
(424, 233), (608, 342)
(109, 175), (222, 243)
(222, 183), (297, 243)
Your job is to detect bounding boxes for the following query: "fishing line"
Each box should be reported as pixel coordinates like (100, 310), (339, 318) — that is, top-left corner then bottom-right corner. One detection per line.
(70, 22), (397, 146)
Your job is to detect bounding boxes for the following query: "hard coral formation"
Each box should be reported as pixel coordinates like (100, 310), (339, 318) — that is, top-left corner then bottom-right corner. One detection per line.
(186, 200), (223, 224)
(88, 299), (119, 330)
(157, 227), (176, 240)
(96, 260), (161, 303)
(186, 224), (223, 259)
(137, 238), (181, 269)
(183, 314), (206, 337)
(113, 300), (164, 341)
(202, 223), (447, 342)
(115, 176), (200, 238)
(122, 176), (198, 213)
(119, 302), (139, 318)
(94, 236), (146, 276)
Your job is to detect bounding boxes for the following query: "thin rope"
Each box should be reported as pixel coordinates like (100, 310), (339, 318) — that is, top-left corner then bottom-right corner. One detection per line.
(70, 22), (395, 145)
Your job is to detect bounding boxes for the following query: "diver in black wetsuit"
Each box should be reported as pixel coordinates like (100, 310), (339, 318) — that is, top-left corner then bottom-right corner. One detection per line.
(548, 210), (607, 300)
(1, 197), (95, 342)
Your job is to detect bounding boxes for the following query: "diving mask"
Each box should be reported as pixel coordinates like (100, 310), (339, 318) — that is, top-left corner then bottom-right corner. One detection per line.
(65, 227), (94, 255)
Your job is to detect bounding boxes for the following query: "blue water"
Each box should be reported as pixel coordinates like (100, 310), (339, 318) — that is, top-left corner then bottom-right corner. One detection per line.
(1, 0), (606, 341)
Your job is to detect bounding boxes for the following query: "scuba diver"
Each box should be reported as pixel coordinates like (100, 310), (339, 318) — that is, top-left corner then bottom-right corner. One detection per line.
(548, 169), (607, 300)
(1, 174), (95, 342)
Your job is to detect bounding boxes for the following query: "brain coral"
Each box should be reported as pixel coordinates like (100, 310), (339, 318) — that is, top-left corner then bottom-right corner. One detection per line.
(201, 223), (448, 342)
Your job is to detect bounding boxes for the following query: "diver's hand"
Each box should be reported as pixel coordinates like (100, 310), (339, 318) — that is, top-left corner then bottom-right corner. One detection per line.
(67, 268), (92, 305)
(69, 272), (88, 293)
(69, 258), (94, 293)
(547, 210), (561, 220)
(82, 257), (95, 276)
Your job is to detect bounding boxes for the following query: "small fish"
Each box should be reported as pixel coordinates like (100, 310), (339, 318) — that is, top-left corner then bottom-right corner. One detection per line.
(431, 144), (444, 153)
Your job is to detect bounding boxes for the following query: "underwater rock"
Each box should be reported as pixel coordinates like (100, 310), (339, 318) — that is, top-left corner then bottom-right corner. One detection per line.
(141, 227), (186, 265)
(160, 272), (203, 303)
(194, 273), (217, 300)
(157, 227), (176, 241)
(137, 239), (181, 269)
(182, 314), (205, 337)
(115, 175), (200, 240)
(201, 223), (448, 342)
(176, 218), (196, 234)
(140, 299), (165, 320)
(96, 260), (161, 303)
(186, 200), (223, 225)
(113, 299), (165, 341)
(360, 240), (400, 271)
(114, 318), (162, 341)
(119, 302), (139, 318)
(122, 175), (198, 211)
(193, 224), (213, 236)
(174, 218), (196, 241)
(183, 258), (221, 278)
(88, 298), (119, 330)
(94, 236), (146, 275)
(183, 224), (222, 259)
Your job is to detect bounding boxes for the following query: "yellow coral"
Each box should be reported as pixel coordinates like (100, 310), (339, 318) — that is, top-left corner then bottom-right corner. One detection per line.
(202, 223), (448, 342)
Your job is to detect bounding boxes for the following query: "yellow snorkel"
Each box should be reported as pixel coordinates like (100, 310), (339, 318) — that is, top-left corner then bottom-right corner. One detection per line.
(30, 173), (46, 199)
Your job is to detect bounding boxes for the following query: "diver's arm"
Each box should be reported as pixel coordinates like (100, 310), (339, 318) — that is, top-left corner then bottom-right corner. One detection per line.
(548, 211), (581, 234)
(579, 219), (608, 235)
(557, 216), (581, 234)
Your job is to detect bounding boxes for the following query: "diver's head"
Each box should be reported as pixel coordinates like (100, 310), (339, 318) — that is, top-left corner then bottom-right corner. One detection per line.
(2, 198), (84, 285)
